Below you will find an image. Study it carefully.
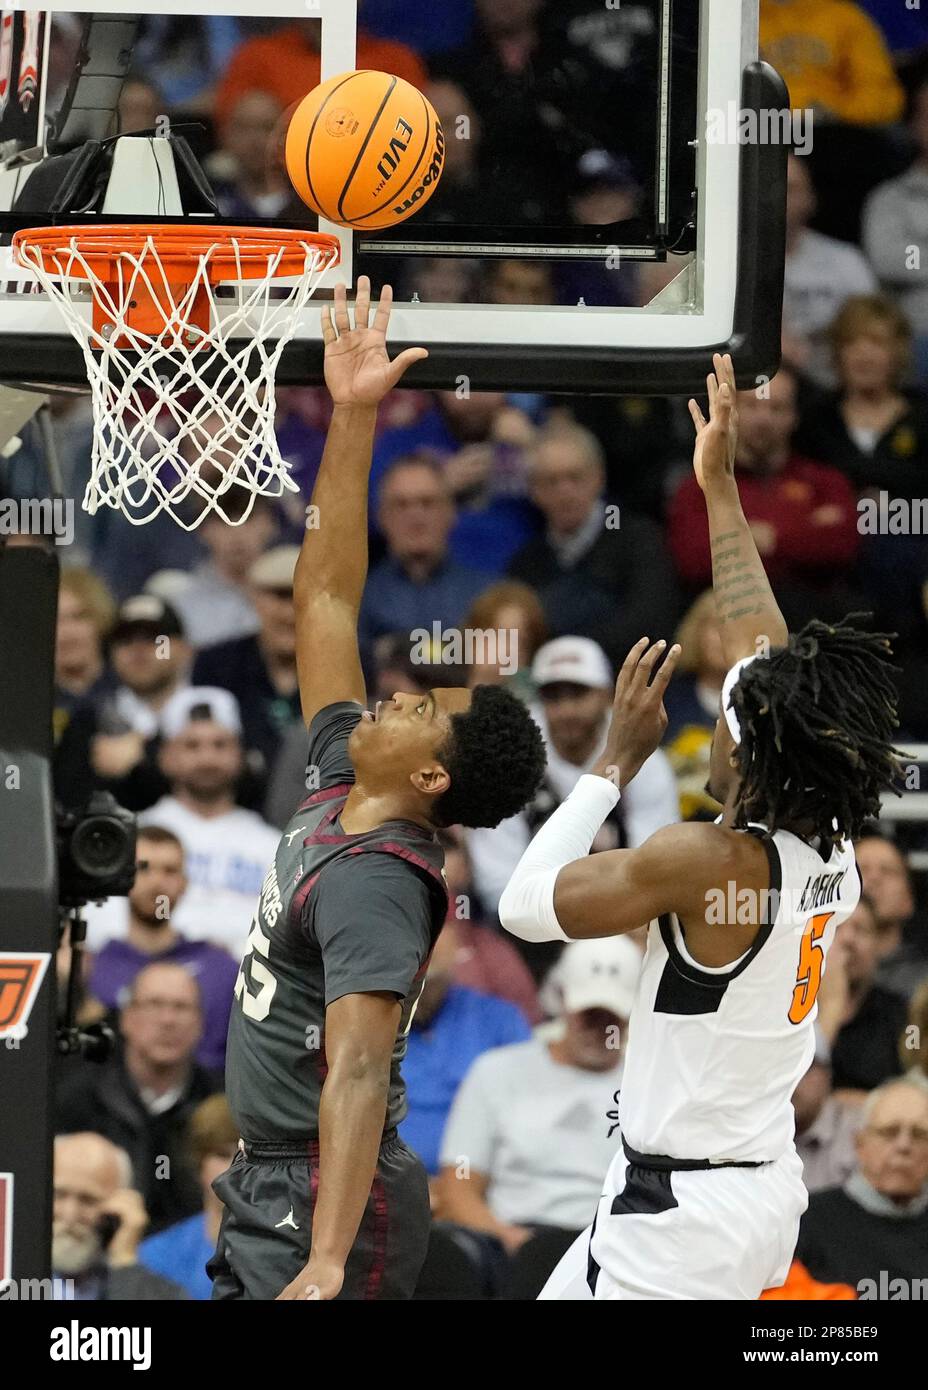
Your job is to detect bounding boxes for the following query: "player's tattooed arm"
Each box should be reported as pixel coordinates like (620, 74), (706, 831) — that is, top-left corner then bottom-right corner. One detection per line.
(688, 353), (788, 665)
(276, 990), (402, 1301)
(295, 277), (429, 727)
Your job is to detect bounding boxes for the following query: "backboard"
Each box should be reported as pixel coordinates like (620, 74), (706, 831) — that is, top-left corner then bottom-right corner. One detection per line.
(0, 0), (787, 398)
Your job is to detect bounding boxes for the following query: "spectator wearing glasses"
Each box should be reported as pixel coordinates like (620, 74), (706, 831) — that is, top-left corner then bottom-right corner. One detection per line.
(359, 456), (492, 675)
(56, 962), (220, 1235)
(508, 423), (680, 669)
(796, 1077), (928, 1293)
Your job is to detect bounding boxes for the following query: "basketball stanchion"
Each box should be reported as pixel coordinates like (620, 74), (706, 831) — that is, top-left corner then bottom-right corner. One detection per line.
(12, 224), (341, 530)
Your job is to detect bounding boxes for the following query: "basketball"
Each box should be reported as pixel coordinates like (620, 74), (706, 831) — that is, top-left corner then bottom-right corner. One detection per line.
(285, 70), (445, 231)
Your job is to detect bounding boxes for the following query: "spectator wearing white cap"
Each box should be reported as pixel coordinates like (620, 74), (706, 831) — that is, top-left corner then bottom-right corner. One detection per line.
(192, 545), (302, 793)
(467, 636), (678, 943)
(437, 937), (640, 1300)
(138, 687), (280, 954)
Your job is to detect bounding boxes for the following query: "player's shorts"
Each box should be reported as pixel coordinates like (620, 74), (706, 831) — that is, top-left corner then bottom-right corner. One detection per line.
(207, 1130), (430, 1301)
(539, 1142), (808, 1301)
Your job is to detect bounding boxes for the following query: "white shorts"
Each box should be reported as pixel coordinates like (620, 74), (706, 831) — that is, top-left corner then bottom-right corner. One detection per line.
(539, 1145), (808, 1301)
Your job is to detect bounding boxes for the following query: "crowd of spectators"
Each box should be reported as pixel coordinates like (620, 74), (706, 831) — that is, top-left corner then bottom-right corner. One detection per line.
(5, 0), (928, 1300)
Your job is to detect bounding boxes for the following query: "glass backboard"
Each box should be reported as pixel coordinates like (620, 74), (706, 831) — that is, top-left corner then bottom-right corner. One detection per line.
(0, 0), (787, 396)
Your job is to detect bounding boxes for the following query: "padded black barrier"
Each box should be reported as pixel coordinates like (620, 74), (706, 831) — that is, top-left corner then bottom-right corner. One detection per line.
(0, 545), (59, 1288)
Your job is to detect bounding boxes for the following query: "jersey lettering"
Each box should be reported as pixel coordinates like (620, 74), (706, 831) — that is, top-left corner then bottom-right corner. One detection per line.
(234, 913), (277, 1022)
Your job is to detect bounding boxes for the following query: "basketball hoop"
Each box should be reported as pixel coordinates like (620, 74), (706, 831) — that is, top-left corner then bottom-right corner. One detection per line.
(12, 224), (341, 529)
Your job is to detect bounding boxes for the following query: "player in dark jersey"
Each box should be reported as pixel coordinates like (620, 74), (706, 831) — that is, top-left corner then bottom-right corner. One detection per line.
(208, 278), (546, 1301)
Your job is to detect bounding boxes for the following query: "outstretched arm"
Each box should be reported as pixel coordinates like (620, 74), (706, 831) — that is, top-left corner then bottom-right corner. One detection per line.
(295, 277), (428, 727)
(688, 354), (788, 665)
(499, 638), (683, 942)
(276, 991), (401, 1301)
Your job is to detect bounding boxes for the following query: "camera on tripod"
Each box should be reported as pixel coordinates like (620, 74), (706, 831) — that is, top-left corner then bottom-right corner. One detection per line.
(57, 792), (137, 1060)
(57, 791), (137, 908)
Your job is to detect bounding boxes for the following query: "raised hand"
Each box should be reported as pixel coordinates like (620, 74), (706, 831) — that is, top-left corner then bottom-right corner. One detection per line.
(595, 636), (682, 790)
(321, 276), (428, 408)
(688, 352), (739, 494)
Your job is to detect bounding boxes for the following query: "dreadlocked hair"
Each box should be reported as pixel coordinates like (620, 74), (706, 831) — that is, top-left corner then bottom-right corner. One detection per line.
(729, 616), (903, 842)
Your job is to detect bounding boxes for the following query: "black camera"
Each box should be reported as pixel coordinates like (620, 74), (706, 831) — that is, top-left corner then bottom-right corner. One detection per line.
(56, 791), (137, 908)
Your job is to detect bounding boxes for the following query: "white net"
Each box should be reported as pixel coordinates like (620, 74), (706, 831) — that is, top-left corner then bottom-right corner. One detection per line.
(14, 228), (340, 529)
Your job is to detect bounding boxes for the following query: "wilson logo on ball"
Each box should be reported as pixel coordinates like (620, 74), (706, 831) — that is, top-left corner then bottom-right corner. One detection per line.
(286, 70), (445, 230)
(393, 126), (445, 217)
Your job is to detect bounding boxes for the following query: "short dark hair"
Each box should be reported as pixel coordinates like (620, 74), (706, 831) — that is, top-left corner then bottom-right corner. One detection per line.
(731, 617), (903, 842)
(379, 450), (448, 493)
(433, 685), (546, 829)
(137, 825), (184, 855)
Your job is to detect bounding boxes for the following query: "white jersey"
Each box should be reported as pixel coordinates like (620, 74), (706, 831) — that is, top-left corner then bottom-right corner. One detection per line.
(619, 824), (860, 1164)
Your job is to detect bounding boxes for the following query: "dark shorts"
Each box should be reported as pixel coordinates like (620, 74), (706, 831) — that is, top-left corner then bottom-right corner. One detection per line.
(207, 1132), (431, 1301)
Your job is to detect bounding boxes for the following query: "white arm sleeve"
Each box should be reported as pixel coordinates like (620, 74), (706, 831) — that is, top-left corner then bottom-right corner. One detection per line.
(498, 775), (621, 943)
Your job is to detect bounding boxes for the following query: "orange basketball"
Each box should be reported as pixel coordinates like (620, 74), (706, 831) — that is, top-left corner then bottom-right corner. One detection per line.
(285, 70), (445, 231)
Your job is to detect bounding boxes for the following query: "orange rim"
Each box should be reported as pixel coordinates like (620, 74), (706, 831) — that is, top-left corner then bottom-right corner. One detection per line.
(12, 223), (342, 282)
(12, 223), (341, 346)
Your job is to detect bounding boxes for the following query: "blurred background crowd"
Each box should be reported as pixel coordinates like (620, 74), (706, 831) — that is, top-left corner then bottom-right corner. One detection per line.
(4, 0), (928, 1300)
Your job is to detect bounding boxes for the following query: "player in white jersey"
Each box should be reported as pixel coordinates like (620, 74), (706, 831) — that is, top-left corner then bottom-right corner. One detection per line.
(499, 354), (901, 1300)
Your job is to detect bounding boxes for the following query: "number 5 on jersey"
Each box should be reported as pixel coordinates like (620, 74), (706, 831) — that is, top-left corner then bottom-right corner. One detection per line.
(788, 911), (833, 1025)
(235, 915), (277, 1021)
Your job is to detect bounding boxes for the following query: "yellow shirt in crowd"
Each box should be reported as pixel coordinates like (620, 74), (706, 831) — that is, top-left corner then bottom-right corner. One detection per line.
(760, 0), (905, 125)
